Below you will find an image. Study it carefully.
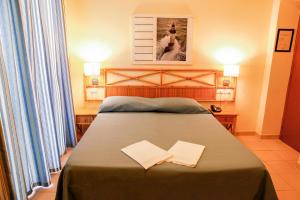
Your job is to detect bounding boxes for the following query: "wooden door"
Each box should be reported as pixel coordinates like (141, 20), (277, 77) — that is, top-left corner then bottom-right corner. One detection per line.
(280, 19), (300, 152)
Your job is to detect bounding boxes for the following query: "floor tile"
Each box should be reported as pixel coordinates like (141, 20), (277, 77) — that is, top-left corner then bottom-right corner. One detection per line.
(280, 172), (300, 191)
(253, 150), (283, 161)
(50, 173), (60, 184)
(277, 150), (300, 161)
(264, 162), (279, 175)
(270, 173), (294, 191)
(31, 191), (56, 200)
(243, 140), (291, 151)
(276, 190), (300, 200)
(265, 160), (300, 174)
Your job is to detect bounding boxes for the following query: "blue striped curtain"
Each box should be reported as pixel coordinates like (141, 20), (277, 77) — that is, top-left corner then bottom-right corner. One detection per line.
(0, 0), (76, 199)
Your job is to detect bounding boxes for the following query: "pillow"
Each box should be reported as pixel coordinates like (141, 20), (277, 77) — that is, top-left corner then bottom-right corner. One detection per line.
(99, 96), (210, 114)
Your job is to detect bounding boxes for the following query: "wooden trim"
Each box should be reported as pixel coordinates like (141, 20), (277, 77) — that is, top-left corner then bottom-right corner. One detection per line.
(235, 131), (280, 139)
(75, 114), (97, 141)
(258, 134), (280, 139)
(104, 68), (218, 72)
(162, 71), (216, 87)
(107, 71), (161, 86)
(0, 122), (13, 200)
(102, 68), (237, 101)
(235, 131), (256, 136)
(83, 75), (87, 101)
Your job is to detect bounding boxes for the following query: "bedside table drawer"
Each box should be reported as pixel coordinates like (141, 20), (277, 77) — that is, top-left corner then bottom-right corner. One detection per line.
(76, 115), (96, 123)
(215, 116), (233, 123)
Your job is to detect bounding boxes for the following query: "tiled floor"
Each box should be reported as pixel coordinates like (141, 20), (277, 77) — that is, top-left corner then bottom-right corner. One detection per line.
(236, 135), (300, 200)
(31, 135), (300, 200)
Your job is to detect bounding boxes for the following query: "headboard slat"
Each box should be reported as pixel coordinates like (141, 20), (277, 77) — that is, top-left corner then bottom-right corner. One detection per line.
(103, 68), (236, 102)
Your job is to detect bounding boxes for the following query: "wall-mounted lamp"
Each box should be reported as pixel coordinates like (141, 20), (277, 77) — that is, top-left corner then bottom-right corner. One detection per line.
(84, 62), (100, 76)
(223, 64), (240, 77)
(223, 64), (239, 86)
(84, 62), (101, 85)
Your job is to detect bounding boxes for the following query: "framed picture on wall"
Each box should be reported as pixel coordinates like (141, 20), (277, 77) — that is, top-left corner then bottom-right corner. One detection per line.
(132, 15), (192, 65)
(275, 29), (295, 52)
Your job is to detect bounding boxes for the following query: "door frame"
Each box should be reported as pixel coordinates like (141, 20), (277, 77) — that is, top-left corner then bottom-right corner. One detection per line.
(0, 122), (13, 199)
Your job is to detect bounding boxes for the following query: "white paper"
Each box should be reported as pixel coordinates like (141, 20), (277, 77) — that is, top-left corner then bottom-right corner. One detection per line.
(167, 141), (205, 167)
(121, 140), (172, 170)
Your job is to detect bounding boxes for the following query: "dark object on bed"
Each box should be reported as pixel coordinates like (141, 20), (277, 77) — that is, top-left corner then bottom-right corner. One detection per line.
(99, 96), (211, 114)
(56, 97), (277, 200)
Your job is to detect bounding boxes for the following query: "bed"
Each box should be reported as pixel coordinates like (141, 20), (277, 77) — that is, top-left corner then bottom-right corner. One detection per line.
(56, 96), (277, 200)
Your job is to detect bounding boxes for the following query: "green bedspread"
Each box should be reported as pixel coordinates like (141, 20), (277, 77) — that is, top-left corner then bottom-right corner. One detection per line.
(56, 113), (277, 200)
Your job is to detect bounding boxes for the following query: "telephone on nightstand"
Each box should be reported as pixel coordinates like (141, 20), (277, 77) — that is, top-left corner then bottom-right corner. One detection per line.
(210, 105), (222, 113)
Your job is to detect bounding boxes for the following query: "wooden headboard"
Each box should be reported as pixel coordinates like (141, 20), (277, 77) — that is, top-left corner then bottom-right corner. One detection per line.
(102, 68), (236, 101)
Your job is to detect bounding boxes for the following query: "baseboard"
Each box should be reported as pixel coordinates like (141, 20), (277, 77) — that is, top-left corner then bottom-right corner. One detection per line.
(258, 134), (280, 139)
(235, 131), (280, 139)
(235, 131), (256, 136)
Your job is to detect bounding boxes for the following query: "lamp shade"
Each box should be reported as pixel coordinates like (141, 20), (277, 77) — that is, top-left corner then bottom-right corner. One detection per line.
(223, 65), (240, 77)
(84, 62), (100, 76)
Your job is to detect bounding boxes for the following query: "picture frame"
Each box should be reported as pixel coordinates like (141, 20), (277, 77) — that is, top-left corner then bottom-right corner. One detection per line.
(275, 29), (295, 52)
(132, 15), (192, 65)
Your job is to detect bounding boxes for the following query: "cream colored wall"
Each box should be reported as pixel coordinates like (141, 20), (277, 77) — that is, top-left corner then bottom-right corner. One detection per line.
(257, 0), (300, 136)
(64, 0), (274, 132)
(257, 0), (281, 134)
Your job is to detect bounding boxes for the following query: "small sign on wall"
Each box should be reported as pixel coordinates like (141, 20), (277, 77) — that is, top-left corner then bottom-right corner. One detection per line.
(132, 15), (192, 65)
(275, 29), (295, 52)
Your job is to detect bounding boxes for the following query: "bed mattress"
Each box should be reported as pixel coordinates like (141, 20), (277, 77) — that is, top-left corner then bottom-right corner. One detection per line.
(56, 113), (277, 200)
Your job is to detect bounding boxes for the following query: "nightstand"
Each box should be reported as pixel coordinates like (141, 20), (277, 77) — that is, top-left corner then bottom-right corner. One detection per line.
(211, 111), (237, 134)
(75, 109), (98, 141)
